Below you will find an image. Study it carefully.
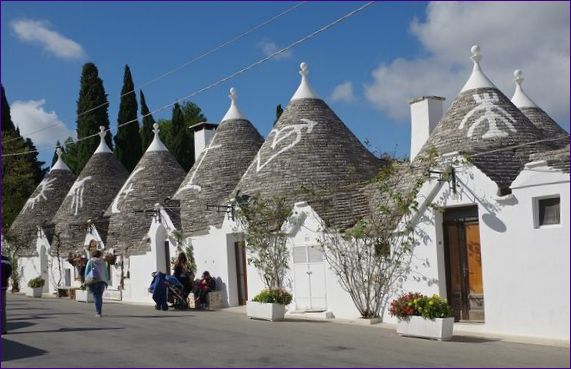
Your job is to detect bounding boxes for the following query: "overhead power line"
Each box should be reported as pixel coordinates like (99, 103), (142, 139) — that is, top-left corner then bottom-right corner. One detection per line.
(2, 1), (306, 145)
(3, 1), (375, 158)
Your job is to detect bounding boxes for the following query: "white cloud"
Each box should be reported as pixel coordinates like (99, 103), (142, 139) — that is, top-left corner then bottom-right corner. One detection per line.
(258, 39), (293, 60)
(11, 99), (73, 146)
(11, 19), (86, 60)
(331, 81), (356, 103)
(365, 2), (570, 129)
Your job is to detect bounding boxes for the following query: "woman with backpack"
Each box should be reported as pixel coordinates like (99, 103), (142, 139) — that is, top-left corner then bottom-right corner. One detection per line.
(84, 249), (109, 317)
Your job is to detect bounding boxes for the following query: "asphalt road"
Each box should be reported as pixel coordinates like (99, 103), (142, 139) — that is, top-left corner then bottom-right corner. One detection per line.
(1, 294), (569, 368)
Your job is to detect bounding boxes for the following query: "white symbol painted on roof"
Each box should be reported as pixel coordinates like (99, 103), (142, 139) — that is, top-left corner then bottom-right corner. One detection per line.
(111, 167), (145, 214)
(255, 118), (318, 173)
(175, 143), (222, 195)
(459, 93), (517, 139)
(68, 176), (93, 216)
(22, 177), (57, 213)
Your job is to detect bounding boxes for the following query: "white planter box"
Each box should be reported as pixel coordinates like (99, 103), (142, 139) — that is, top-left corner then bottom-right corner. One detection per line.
(396, 316), (454, 340)
(75, 289), (94, 303)
(26, 287), (43, 298)
(247, 301), (286, 321)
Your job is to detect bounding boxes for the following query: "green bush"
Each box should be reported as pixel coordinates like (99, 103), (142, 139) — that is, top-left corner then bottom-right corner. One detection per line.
(252, 288), (293, 305)
(27, 276), (45, 289)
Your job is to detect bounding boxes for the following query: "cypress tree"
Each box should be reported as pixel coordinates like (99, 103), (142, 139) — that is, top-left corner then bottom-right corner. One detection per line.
(2, 85), (16, 132)
(274, 104), (283, 126)
(62, 137), (79, 174)
(168, 103), (193, 171)
(1, 86), (40, 230)
(114, 65), (142, 172)
(76, 63), (112, 173)
(139, 89), (155, 151)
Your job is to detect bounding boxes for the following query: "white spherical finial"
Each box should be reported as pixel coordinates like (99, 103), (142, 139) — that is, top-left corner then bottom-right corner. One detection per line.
(514, 69), (524, 84)
(56, 146), (63, 158)
(300, 62), (309, 77)
(470, 45), (482, 63)
(153, 123), (160, 135)
(229, 87), (238, 101)
(98, 126), (106, 138)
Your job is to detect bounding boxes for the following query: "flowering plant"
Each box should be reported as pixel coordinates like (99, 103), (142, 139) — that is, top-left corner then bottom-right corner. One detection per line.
(389, 292), (452, 320)
(252, 288), (293, 305)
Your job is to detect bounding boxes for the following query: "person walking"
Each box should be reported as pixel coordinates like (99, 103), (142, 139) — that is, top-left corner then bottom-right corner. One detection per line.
(2, 254), (13, 334)
(84, 250), (109, 317)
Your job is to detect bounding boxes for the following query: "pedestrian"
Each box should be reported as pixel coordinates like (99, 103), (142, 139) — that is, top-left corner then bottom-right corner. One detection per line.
(84, 249), (109, 317)
(196, 271), (216, 309)
(2, 253), (12, 334)
(173, 252), (194, 296)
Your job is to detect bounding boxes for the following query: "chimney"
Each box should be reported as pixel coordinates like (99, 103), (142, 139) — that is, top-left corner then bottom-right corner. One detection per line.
(409, 96), (445, 161)
(190, 122), (218, 160)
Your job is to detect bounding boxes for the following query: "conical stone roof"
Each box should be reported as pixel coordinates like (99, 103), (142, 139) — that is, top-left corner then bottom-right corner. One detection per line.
(9, 148), (76, 256)
(417, 46), (552, 189)
(52, 128), (129, 254)
(173, 88), (263, 235)
(511, 70), (569, 148)
(105, 124), (186, 256)
(234, 63), (381, 214)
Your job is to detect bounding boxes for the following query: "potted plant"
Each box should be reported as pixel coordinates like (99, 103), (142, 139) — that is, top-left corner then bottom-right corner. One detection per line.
(234, 195), (294, 322)
(248, 288), (293, 321)
(389, 292), (454, 340)
(26, 276), (45, 298)
(75, 284), (94, 303)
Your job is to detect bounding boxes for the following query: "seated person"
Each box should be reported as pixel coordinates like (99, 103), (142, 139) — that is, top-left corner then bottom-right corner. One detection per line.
(195, 271), (216, 309)
(173, 253), (194, 296)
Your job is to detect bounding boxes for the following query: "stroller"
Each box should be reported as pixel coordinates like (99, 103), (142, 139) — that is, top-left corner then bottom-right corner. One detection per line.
(149, 272), (190, 310)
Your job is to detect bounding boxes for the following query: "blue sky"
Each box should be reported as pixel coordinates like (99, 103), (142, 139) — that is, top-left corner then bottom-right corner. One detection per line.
(2, 1), (569, 167)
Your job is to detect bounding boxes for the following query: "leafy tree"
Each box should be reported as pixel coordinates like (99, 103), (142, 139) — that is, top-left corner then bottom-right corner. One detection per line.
(62, 137), (79, 174)
(76, 63), (112, 173)
(167, 103), (194, 171)
(114, 65), (142, 172)
(24, 137), (46, 182)
(180, 101), (207, 126)
(139, 89), (155, 152)
(274, 104), (283, 126)
(234, 195), (293, 289)
(317, 150), (438, 319)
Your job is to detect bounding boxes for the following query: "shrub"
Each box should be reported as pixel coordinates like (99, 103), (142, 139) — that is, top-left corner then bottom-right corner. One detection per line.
(389, 292), (452, 320)
(27, 276), (45, 289)
(252, 288), (293, 305)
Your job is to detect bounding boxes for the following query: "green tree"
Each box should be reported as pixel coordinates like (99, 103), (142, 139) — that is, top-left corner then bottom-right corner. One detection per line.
(274, 104), (283, 126)
(167, 103), (194, 170)
(51, 141), (62, 167)
(139, 89), (155, 152)
(114, 65), (142, 172)
(76, 63), (112, 173)
(62, 137), (79, 174)
(180, 101), (207, 126)
(2, 85), (16, 132)
(1, 86), (44, 230)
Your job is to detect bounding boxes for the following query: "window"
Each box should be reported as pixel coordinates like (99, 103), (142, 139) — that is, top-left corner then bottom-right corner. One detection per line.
(537, 196), (560, 227)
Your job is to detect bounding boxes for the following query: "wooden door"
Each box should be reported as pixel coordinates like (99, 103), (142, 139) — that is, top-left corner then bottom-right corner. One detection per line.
(443, 208), (485, 321)
(235, 241), (248, 305)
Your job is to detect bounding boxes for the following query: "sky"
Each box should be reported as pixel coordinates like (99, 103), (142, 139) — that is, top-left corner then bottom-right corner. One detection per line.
(2, 1), (569, 167)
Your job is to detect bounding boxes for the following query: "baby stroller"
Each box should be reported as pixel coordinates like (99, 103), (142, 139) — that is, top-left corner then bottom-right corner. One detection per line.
(149, 272), (190, 310)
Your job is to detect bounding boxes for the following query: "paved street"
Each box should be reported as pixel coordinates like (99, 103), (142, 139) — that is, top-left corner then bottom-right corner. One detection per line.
(1, 294), (569, 368)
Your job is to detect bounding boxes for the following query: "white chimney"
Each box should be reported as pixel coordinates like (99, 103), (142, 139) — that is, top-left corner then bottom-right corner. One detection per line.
(409, 96), (445, 161)
(191, 122), (217, 160)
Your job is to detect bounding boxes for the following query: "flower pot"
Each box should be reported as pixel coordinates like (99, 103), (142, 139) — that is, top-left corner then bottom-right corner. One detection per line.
(75, 289), (94, 303)
(26, 287), (43, 298)
(247, 301), (286, 321)
(396, 316), (454, 340)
